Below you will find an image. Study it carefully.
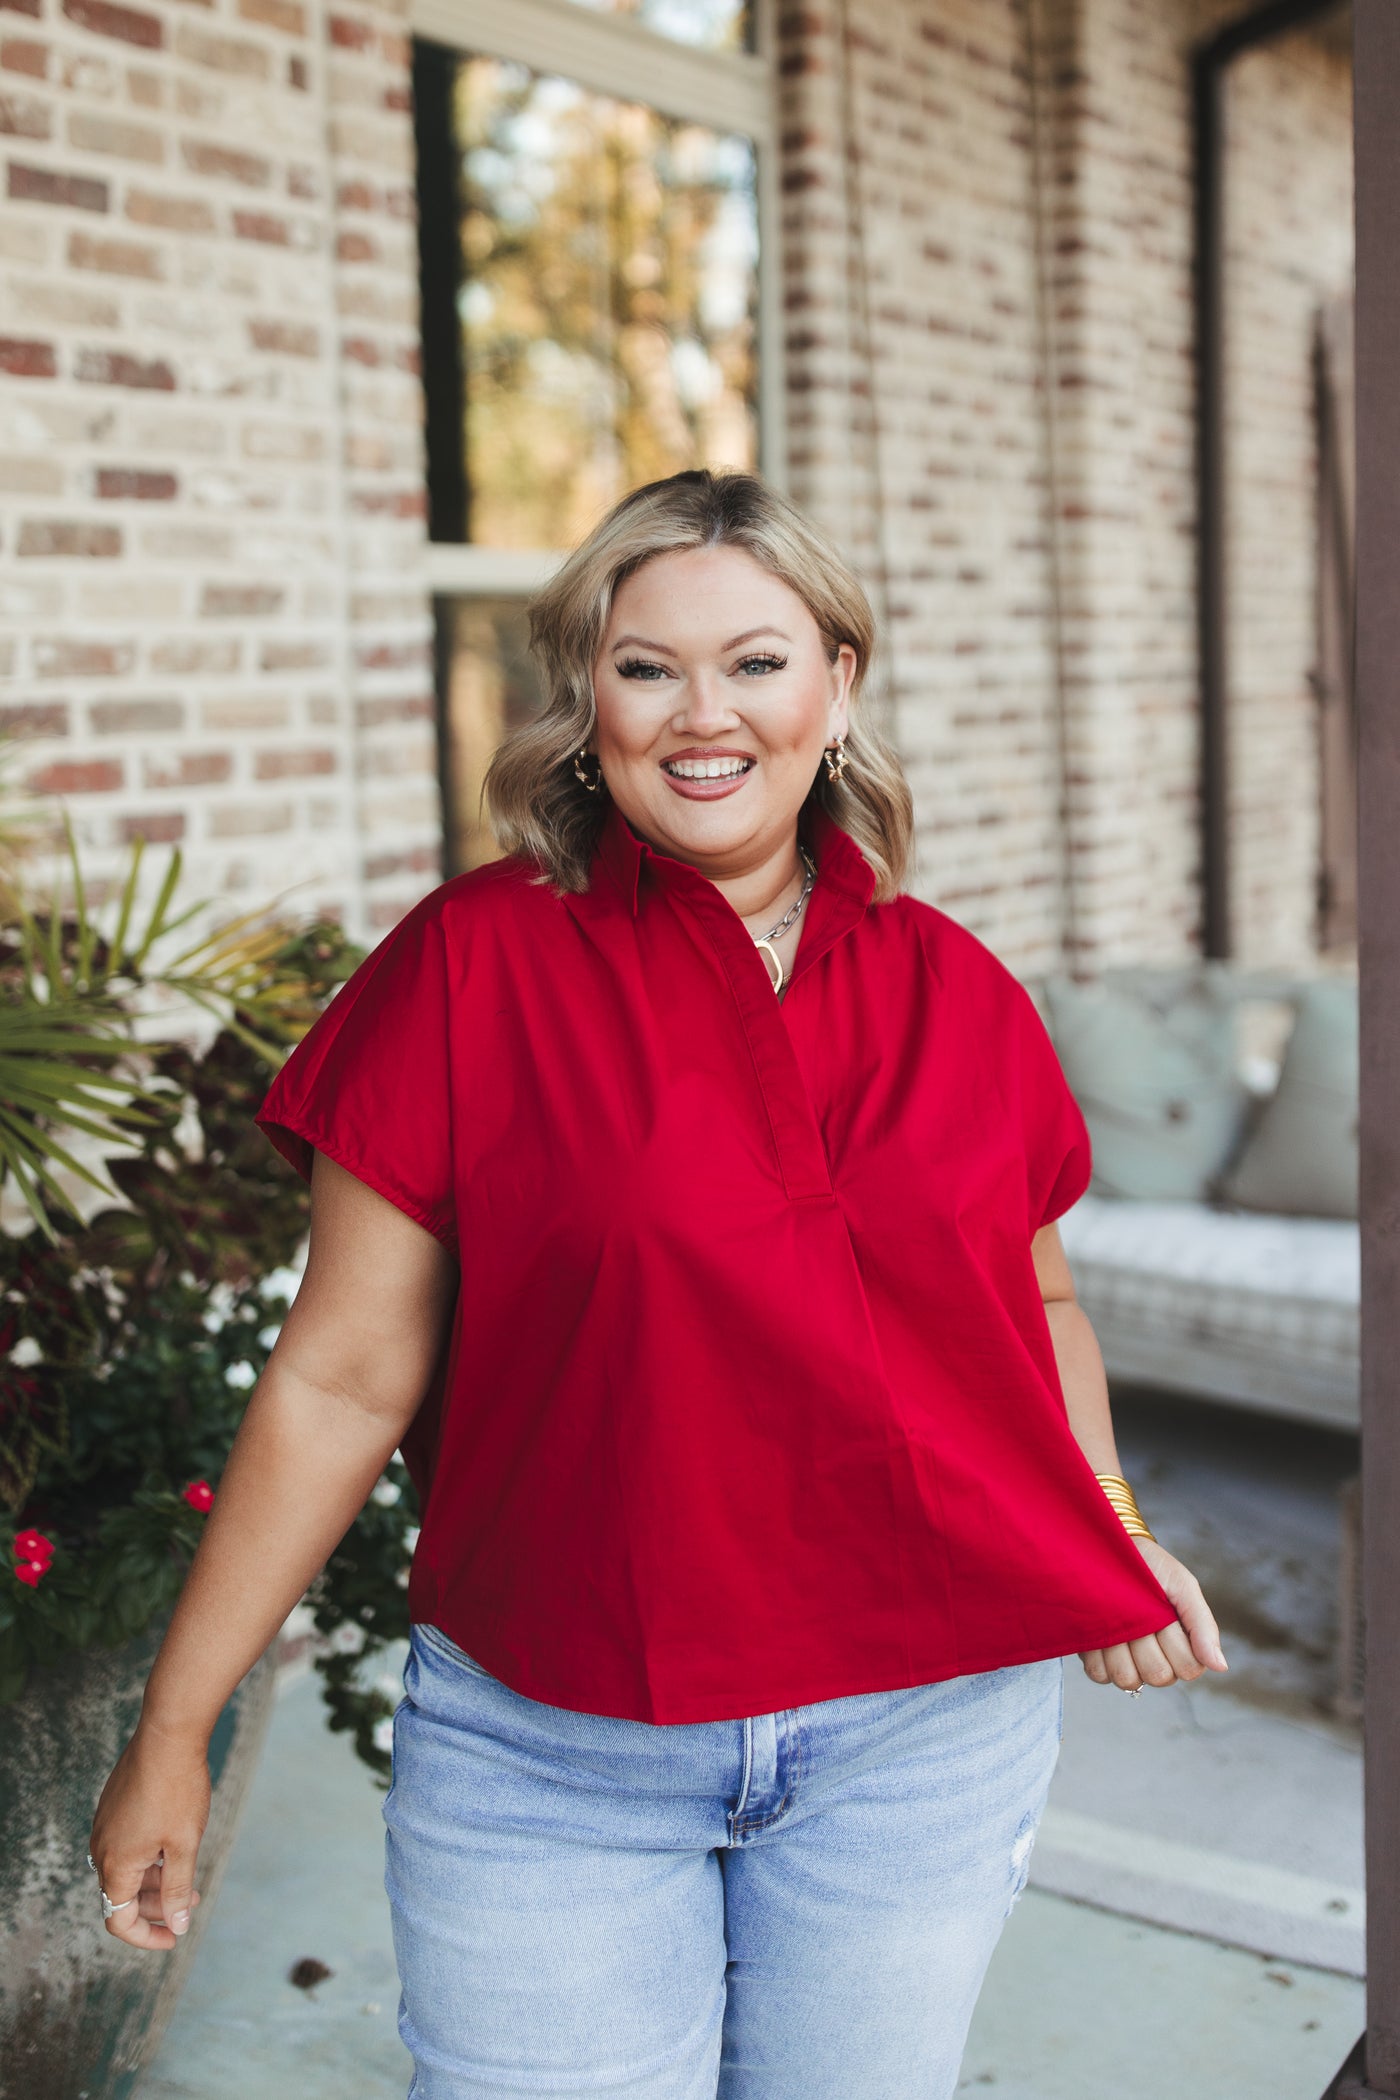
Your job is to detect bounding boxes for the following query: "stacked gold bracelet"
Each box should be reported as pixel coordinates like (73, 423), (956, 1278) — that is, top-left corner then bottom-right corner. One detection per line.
(1094, 1472), (1156, 1542)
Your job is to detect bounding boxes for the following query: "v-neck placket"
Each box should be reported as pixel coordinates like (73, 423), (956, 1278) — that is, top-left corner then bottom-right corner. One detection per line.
(593, 800), (876, 1204)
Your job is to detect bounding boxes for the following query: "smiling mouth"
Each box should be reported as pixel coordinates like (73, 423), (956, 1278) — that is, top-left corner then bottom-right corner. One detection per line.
(660, 757), (756, 780)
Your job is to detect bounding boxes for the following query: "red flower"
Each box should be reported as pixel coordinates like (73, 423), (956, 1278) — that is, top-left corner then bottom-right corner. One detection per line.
(182, 1480), (214, 1513)
(13, 1528), (53, 1565)
(14, 1558), (49, 1587)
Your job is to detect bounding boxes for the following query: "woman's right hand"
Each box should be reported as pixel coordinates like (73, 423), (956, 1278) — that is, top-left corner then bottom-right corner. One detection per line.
(87, 1718), (211, 1951)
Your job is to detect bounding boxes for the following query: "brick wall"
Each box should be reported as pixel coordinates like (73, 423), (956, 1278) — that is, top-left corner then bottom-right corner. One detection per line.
(1224, 24), (1352, 967)
(1, 0), (1353, 973)
(779, 0), (1073, 976)
(779, 0), (1352, 976)
(0, 0), (434, 944)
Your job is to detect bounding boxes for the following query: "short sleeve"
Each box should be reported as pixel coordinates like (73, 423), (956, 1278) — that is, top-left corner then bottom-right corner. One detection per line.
(254, 898), (457, 1253)
(1012, 982), (1093, 1234)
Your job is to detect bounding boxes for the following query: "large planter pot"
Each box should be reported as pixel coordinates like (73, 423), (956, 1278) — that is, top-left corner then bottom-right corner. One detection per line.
(0, 1607), (281, 2100)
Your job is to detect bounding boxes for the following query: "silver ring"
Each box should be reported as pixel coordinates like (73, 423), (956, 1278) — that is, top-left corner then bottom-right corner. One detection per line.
(89, 1851), (139, 1915)
(1119, 1684), (1144, 1698)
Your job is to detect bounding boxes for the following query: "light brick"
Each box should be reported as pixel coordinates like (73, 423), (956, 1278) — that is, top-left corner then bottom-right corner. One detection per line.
(69, 227), (163, 275)
(91, 696), (182, 732)
(18, 519), (123, 556)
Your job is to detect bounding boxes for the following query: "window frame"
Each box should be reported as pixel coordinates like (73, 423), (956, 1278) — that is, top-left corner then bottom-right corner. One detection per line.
(409, 0), (784, 599)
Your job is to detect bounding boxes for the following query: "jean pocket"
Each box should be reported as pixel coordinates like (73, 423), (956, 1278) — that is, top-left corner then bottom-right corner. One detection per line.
(411, 1620), (497, 1681)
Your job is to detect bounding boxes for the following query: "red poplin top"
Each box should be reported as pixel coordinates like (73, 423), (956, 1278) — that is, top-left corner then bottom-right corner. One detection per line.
(255, 795), (1176, 1723)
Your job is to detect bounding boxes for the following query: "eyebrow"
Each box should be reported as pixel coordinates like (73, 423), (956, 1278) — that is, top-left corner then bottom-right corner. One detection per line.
(610, 628), (793, 655)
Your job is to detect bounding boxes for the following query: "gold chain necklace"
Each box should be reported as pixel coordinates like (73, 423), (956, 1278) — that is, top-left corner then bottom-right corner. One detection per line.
(751, 844), (818, 996)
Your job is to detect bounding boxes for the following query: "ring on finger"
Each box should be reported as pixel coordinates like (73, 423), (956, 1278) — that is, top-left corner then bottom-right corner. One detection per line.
(1118, 1684), (1144, 1697)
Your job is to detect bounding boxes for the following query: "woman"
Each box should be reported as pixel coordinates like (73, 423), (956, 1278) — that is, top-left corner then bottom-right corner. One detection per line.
(89, 469), (1227, 2098)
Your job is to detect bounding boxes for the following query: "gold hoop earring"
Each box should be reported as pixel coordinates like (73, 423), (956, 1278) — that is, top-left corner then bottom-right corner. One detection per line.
(823, 735), (849, 784)
(573, 747), (604, 794)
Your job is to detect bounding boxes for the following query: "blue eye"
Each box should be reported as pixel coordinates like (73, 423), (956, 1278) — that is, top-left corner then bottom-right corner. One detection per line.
(617, 657), (668, 680)
(737, 654), (787, 676)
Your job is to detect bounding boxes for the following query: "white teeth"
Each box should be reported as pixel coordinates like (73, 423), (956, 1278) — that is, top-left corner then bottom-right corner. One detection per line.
(663, 758), (752, 780)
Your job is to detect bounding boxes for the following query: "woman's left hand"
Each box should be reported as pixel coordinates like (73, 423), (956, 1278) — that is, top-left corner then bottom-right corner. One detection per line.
(1079, 1538), (1229, 1692)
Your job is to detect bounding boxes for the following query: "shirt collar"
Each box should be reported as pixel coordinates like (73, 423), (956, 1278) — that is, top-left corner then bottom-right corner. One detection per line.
(592, 793), (877, 924)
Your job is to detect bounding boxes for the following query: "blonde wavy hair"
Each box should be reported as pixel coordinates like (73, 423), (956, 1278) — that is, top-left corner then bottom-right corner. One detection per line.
(483, 468), (915, 902)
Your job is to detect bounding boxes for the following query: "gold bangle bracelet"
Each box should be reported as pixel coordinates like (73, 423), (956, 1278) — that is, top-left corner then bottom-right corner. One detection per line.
(1094, 1471), (1156, 1542)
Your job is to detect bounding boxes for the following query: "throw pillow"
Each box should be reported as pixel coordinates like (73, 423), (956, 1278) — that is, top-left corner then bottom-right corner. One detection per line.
(1217, 979), (1358, 1219)
(1041, 971), (1252, 1202)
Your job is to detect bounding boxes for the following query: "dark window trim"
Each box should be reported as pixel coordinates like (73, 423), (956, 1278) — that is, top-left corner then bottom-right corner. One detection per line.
(1191, 0), (1351, 958)
(414, 37), (469, 546)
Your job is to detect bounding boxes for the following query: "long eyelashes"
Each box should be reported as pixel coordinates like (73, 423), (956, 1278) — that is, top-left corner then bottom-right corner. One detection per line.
(615, 655), (789, 680)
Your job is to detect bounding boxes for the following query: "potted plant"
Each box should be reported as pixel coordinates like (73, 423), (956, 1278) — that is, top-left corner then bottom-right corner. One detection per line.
(0, 744), (424, 2094)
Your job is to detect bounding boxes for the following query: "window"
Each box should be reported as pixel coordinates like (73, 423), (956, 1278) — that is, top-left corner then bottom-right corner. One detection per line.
(412, 0), (779, 872)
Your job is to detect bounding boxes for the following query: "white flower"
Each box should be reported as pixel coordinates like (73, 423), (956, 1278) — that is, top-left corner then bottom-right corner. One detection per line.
(224, 1360), (258, 1391)
(372, 1716), (394, 1754)
(404, 1526), (420, 1554)
(257, 1325), (281, 1350)
(328, 1621), (367, 1655)
(370, 1478), (401, 1507)
(394, 1565), (410, 1588)
(375, 1672), (401, 1701)
(8, 1336), (41, 1367)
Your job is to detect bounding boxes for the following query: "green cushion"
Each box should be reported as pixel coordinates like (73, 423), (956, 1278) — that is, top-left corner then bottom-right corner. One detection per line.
(1218, 980), (1358, 1219)
(1041, 971), (1252, 1202)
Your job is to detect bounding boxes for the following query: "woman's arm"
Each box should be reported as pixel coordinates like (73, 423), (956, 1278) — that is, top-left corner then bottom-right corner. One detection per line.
(87, 1149), (458, 1952)
(1031, 1220), (1228, 1693)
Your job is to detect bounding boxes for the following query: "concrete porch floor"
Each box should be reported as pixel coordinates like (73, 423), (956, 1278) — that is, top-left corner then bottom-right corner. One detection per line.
(141, 1390), (1367, 2099)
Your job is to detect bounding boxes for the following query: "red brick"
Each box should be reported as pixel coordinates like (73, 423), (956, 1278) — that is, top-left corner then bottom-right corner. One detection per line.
(0, 0), (42, 18)
(383, 82), (409, 113)
(125, 187), (215, 232)
(287, 161), (317, 200)
(69, 228), (162, 275)
(8, 159), (107, 211)
(253, 746), (335, 780)
(231, 208), (289, 244)
(357, 694), (432, 728)
(237, 0), (304, 30)
(62, 0), (163, 48)
(356, 639), (429, 671)
(0, 335), (55, 376)
(327, 12), (371, 47)
(248, 316), (319, 356)
(200, 582), (283, 616)
(342, 334), (379, 366)
(34, 637), (135, 676)
(74, 345), (176, 388)
(27, 758), (124, 793)
(337, 179), (375, 210)
(0, 701), (69, 736)
(96, 466), (178, 499)
(351, 486), (426, 519)
(180, 136), (270, 186)
(0, 86), (48, 132)
(117, 810), (185, 844)
(1, 38), (48, 75)
(336, 229), (375, 263)
(92, 697), (183, 732)
(17, 519), (122, 556)
(142, 748), (231, 787)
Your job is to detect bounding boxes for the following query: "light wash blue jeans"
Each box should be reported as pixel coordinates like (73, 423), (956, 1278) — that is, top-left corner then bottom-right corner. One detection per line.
(382, 1622), (1064, 2099)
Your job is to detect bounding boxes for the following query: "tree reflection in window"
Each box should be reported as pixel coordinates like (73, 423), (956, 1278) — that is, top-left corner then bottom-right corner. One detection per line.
(457, 57), (759, 548)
